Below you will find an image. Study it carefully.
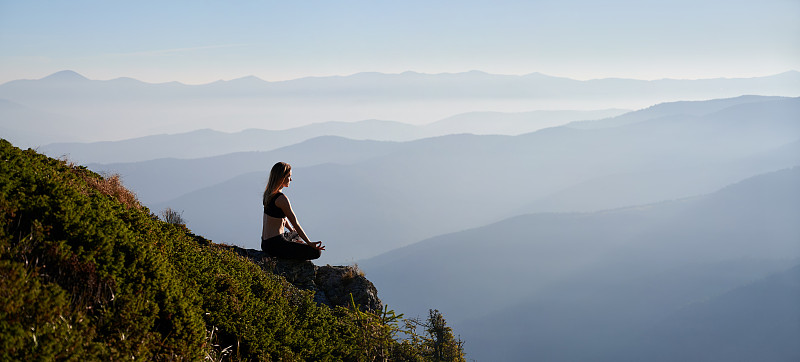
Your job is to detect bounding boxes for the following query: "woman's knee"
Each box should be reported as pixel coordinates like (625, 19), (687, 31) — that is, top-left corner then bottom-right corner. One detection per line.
(307, 247), (321, 260)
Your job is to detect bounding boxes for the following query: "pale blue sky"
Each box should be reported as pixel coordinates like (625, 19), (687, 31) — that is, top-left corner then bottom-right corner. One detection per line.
(1, 0), (798, 84)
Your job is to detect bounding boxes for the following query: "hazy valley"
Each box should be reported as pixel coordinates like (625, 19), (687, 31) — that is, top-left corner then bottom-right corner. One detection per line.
(77, 96), (800, 265)
(362, 167), (800, 361)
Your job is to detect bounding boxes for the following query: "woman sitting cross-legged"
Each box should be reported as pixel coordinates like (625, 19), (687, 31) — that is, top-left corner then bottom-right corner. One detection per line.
(261, 162), (325, 260)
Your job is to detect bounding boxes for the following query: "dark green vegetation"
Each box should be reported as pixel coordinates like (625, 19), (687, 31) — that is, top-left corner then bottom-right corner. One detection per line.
(0, 139), (464, 361)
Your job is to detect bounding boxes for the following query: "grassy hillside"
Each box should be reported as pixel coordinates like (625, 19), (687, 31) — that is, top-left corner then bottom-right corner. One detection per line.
(0, 139), (463, 361)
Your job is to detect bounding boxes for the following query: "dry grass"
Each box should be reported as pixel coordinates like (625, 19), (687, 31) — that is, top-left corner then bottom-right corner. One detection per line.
(56, 155), (141, 210)
(87, 173), (141, 210)
(343, 263), (366, 280)
(58, 155), (78, 169)
(59, 157), (142, 210)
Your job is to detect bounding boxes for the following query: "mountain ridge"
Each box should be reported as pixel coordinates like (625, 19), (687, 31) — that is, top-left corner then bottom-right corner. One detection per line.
(361, 166), (800, 361)
(8, 69), (799, 87)
(94, 96), (800, 264)
(128, 99), (800, 262)
(40, 109), (625, 164)
(2, 70), (798, 143)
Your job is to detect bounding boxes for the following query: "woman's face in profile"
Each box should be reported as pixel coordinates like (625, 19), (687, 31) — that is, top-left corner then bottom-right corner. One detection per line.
(283, 172), (292, 188)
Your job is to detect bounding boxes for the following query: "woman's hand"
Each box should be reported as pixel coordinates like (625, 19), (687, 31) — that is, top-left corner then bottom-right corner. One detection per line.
(308, 241), (325, 251)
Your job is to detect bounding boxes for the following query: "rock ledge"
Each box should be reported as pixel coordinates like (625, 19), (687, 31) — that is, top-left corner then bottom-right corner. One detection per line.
(221, 245), (383, 312)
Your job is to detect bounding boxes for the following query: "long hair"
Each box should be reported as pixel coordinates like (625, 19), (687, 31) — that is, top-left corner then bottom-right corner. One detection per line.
(263, 162), (291, 206)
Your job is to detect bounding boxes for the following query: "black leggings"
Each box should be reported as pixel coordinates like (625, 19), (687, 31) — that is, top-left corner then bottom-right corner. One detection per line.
(262, 234), (321, 260)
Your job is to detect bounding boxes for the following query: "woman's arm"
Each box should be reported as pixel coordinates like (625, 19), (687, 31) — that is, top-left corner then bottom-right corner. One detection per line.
(282, 218), (295, 233)
(275, 194), (324, 250)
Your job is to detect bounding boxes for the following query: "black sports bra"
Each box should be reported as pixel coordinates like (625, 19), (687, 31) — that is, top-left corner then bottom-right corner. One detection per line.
(264, 192), (286, 218)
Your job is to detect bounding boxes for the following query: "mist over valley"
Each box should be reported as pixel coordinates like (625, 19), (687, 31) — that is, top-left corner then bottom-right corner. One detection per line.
(72, 96), (800, 265)
(2, 70), (798, 147)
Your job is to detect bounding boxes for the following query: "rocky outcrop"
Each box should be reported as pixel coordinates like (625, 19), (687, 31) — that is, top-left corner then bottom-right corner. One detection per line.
(221, 246), (383, 313)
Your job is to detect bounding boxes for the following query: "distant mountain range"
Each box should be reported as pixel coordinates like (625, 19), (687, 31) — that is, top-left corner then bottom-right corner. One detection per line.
(38, 109), (626, 164)
(361, 167), (800, 361)
(612, 263), (800, 362)
(90, 136), (406, 205)
(1, 70), (798, 145)
(85, 96), (800, 265)
(6, 69), (799, 101)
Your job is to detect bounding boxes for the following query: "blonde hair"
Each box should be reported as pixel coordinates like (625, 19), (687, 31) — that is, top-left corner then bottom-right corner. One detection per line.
(263, 162), (291, 206)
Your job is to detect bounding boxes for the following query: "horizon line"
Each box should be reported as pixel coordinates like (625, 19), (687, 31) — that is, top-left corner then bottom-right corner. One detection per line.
(4, 69), (799, 87)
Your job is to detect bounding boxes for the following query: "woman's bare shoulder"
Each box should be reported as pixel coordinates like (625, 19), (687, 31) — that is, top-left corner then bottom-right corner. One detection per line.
(275, 192), (290, 206)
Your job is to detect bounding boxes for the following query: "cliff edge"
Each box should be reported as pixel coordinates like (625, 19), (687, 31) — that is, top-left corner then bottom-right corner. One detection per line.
(221, 245), (383, 312)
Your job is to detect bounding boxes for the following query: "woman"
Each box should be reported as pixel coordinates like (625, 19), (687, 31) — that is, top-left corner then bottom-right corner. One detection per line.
(261, 162), (325, 260)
